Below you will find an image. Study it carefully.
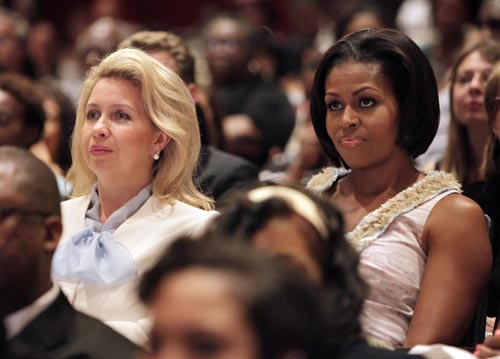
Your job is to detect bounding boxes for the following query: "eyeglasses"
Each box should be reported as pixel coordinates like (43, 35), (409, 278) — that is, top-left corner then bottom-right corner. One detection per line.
(0, 208), (52, 222)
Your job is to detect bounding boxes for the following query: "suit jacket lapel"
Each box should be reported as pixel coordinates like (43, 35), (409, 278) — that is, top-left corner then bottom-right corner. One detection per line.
(8, 292), (73, 354)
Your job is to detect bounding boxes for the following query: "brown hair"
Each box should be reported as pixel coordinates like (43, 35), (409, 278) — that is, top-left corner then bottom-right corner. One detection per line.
(441, 40), (500, 183)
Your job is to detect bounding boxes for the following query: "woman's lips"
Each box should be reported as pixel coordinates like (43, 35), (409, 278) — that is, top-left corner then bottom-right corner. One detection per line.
(339, 137), (364, 147)
(465, 101), (483, 110)
(90, 144), (112, 155)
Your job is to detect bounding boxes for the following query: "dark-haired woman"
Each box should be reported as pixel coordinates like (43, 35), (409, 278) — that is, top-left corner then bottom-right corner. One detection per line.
(307, 28), (491, 348)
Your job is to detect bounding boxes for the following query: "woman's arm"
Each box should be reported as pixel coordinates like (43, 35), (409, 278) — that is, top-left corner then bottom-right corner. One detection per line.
(405, 194), (492, 346)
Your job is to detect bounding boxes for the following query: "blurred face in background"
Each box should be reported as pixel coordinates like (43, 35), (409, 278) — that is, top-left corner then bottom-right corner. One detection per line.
(147, 268), (259, 359)
(433, 0), (469, 35)
(452, 51), (493, 127)
(0, 16), (24, 74)
(0, 90), (35, 148)
(205, 18), (251, 84)
(480, 0), (500, 40)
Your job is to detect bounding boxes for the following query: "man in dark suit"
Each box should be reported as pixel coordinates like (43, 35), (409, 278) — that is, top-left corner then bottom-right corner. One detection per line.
(0, 146), (139, 359)
(118, 31), (259, 206)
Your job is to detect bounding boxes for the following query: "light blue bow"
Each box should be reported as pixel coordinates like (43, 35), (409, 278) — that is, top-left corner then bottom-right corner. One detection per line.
(51, 227), (138, 285)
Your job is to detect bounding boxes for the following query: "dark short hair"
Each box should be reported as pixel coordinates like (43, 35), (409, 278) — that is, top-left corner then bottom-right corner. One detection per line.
(0, 146), (60, 216)
(118, 31), (196, 84)
(0, 72), (45, 147)
(207, 182), (367, 346)
(310, 28), (439, 167)
(140, 237), (327, 359)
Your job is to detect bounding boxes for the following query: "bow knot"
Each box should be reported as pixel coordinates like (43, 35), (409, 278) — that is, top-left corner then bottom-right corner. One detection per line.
(52, 227), (137, 285)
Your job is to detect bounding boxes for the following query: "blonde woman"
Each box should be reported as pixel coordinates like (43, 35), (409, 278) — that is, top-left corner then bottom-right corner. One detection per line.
(51, 48), (218, 345)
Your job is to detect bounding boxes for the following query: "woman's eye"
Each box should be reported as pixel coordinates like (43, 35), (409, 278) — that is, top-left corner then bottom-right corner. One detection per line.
(115, 111), (130, 120)
(327, 101), (343, 111)
(86, 110), (99, 120)
(190, 337), (223, 356)
(359, 98), (375, 108)
(482, 71), (492, 82)
(457, 74), (472, 85)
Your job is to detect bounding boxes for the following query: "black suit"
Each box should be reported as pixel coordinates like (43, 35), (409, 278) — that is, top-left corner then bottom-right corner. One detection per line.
(6, 292), (139, 359)
(196, 146), (259, 204)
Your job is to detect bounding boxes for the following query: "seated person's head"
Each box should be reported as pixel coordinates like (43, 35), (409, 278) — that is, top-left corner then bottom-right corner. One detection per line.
(335, 2), (391, 40)
(207, 183), (367, 345)
(0, 8), (32, 76)
(480, 0), (500, 40)
(203, 13), (254, 85)
(0, 146), (62, 317)
(118, 31), (214, 145)
(68, 48), (212, 209)
(76, 16), (140, 70)
(139, 236), (326, 359)
(118, 31), (195, 85)
(0, 72), (44, 148)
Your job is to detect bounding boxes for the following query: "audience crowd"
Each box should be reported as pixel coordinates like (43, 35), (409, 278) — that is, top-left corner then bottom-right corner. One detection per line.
(4, 0), (500, 358)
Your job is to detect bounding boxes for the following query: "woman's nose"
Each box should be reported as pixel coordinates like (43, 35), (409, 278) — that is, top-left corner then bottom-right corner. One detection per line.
(340, 106), (359, 129)
(92, 116), (110, 138)
(469, 74), (485, 94)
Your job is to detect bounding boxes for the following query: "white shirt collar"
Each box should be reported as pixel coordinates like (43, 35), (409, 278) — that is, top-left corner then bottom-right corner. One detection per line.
(4, 284), (59, 339)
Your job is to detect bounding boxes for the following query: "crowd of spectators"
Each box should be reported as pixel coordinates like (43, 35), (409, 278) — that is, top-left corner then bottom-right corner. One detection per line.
(4, 0), (500, 358)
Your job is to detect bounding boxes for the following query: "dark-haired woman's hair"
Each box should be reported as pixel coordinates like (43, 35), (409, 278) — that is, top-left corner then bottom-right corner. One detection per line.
(206, 182), (368, 347)
(310, 28), (439, 168)
(140, 236), (327, 359)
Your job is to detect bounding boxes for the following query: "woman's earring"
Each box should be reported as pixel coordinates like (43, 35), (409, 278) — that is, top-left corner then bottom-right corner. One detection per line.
(153, 153), (160, 160)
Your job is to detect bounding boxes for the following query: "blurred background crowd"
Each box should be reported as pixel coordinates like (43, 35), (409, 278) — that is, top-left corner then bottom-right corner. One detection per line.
(0, 0), (495, 190)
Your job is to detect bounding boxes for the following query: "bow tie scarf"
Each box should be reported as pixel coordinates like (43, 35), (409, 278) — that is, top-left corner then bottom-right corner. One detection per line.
(52, 227), (138, 285)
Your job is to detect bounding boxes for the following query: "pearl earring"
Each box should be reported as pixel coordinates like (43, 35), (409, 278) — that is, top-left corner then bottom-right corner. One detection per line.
(153, 153), (160, 160)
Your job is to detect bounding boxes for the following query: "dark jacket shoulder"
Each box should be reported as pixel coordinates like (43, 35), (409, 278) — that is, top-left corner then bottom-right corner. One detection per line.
(7, 292), (140, 359)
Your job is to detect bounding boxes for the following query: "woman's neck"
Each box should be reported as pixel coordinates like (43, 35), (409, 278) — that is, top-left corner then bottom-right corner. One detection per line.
(96, 178), (151, 222)
(342, 155), (421, 200)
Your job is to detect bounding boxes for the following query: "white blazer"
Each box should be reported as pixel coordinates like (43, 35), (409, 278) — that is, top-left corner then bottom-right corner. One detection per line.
(54, 195), (218, 346)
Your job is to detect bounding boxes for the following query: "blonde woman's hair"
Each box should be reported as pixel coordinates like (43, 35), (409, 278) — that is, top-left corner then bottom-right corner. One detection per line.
(482, 62), (500, 180)
(67, 48), (213, 210)
(441, 40), (500, 184)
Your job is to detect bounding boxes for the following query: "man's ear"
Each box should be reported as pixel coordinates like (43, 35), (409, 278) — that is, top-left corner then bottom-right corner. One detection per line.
(43, 215), (62, 253)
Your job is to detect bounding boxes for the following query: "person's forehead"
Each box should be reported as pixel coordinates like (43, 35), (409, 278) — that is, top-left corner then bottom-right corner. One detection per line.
(481, 0), (500, 19)
(148, 50), (179, 73)
(0, 90), (26, 123)
(0, 163), (28, 204)
(208, 19), (247, 38)
(0, 16), (16, 36)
